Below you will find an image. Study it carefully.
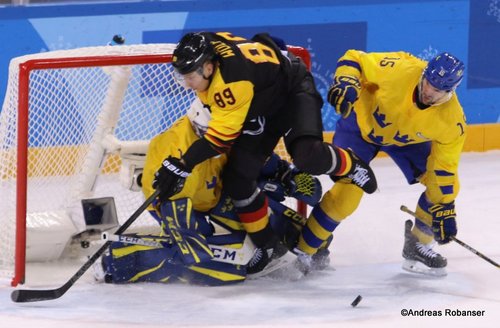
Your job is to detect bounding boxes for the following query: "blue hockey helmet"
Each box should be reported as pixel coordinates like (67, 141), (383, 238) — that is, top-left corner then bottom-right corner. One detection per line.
(423, 52), (465, 92)
(172, 33), (215, 75)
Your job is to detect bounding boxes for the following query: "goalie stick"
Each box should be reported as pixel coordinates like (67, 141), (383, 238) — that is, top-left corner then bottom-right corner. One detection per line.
(400, 205), (500, 269)
(11, 189), (160, 303)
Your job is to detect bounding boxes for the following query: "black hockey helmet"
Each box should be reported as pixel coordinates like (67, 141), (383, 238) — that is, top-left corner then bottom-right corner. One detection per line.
(172, 33), (215, 75)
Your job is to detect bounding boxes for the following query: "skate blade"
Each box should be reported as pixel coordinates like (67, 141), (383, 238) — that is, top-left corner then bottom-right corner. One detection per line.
(247, 252), (296, 279)
(402, 259), (447, 277)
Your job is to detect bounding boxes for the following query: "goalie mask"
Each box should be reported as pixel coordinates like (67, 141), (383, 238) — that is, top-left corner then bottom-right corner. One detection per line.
(187, 98), (211, 137)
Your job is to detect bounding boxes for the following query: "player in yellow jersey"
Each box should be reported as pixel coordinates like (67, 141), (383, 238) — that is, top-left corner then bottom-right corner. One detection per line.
(294, 50), (466, 276)
(96, 99), (325, 285)
(141, 100), (225, 214)
(151, 32), (377, 274)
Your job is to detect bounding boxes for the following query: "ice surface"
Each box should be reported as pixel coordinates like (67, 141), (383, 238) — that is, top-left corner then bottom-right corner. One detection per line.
(1, 151), (499, 328)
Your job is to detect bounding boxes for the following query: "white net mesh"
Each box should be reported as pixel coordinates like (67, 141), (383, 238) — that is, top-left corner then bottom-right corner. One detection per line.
(0, 44), (295, 282)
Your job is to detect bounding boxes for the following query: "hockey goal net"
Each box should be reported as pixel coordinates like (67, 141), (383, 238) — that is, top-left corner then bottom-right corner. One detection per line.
(0, 43), (309, 286)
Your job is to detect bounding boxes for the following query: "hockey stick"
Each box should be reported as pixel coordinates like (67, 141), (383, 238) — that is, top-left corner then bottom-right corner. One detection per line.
(101, 232), (254, 265)
(11, 190), (160, 303)
(400, 205), (500, 269)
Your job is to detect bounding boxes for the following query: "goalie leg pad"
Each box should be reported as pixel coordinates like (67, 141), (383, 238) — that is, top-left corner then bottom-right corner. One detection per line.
(184, 261), (246, 286)
(103, 236), (180, 283)
(158, 198), (214, 265)
(267, 197), (304, 250)
(103, 235), (246, 285)
(208, 194), (245, 233)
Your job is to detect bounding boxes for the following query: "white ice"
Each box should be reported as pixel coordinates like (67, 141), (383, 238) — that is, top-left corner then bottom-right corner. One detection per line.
(1, 151), (499, 328)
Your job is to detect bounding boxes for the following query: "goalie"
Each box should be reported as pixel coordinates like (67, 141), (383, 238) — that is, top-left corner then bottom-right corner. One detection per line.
(97, 99), (324, 286)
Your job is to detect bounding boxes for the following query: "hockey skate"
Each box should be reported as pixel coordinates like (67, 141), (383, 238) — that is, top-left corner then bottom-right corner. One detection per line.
(311, 234), (333, 271)
(292, 246), (332, 274)
(331, 148), (377, 194)
(311, 247), (331, 271)
(292, 247), (313, 274)
(402, 220), (447, 277)
(247, 239), (295, 279)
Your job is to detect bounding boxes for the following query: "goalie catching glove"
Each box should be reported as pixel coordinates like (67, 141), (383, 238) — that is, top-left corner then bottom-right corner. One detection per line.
(327, 75), (361, 118)
(152, 156), (191, 201)
(259, 153), (322, 206)
(429, 202), (457, 244)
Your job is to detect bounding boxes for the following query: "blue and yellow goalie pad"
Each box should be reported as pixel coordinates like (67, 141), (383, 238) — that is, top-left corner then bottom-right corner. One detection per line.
(149, 198), (214, 265)
(102, 234), (246, 286)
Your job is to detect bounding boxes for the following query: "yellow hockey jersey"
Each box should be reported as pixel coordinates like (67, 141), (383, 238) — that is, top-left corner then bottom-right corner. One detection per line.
(335, 50), (466, 204)
(142, 116), (227, 212)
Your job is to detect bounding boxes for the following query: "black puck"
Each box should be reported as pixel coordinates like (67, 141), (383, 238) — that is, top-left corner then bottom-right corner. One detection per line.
(351, 295), (362, 307)
(112, 34), (125, 45)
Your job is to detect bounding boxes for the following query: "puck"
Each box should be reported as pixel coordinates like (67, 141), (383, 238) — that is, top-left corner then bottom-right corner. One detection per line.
(351, 295), (362, 307)
(112, 34), (126, 45)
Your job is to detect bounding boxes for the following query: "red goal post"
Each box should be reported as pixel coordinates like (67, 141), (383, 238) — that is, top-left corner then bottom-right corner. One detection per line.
(0, 43), (310, 287)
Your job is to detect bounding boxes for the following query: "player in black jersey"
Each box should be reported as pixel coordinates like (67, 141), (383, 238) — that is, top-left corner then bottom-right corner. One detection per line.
(152, 32), (377, 273)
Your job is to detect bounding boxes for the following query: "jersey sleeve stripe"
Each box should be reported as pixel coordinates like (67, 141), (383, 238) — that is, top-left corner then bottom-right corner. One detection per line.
(205, 134), (234, 153)
(207, 127), (240, 140)
(337, 59), (362, 73)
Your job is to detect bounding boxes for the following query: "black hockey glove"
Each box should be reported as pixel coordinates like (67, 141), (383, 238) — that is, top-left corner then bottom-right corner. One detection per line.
(429, 202), (457, 244)
(152, 157), (191, 202)
(327, 75), (361, 118)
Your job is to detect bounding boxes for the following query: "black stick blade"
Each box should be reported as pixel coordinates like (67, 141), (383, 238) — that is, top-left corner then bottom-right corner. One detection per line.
(11, 288), (64, 303)
(10, 191), (159, 303)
